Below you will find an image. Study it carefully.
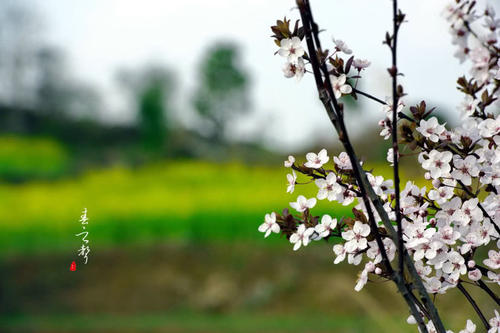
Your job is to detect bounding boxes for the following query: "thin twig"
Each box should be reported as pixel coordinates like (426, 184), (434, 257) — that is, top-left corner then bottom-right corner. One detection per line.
(457, 281), (491, 330)
(456, 179), (500, 235)
(352, 87), (414, 121)
(476, 279), (500, 306)
(353, 88), (386, 105)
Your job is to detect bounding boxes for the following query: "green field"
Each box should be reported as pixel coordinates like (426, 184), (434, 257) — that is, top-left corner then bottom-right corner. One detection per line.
(0, 160), (356, 255)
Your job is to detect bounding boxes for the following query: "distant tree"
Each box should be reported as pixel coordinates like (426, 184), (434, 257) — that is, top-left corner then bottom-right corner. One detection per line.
(192, 43), (250, 143)
(117, 64), (175, 152)
(0, 1), (42, 108)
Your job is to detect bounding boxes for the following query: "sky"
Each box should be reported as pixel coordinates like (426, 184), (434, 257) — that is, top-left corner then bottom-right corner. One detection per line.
(27, 0), (497, 151)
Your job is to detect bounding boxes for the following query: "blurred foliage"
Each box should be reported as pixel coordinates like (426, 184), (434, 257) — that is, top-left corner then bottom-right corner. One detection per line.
(0, 136), (69, 181)
(117, 64), (176, 154)
(193, 43), (250, 143)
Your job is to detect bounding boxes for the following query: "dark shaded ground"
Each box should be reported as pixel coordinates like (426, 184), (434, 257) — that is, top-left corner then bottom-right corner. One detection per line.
(0, 242), (495, 332)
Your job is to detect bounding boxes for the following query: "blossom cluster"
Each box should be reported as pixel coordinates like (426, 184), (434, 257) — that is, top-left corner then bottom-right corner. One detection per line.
(271, 17), (370, 98)
(263, 2), (500, 332)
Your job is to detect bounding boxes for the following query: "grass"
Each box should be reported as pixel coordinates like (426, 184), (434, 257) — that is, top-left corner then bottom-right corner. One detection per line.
(0, 136), (70, 181)
(0, 312), (411, 333)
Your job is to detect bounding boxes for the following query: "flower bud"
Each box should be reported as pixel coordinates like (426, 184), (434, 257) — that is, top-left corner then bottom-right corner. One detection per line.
(468, 268), (482, 281)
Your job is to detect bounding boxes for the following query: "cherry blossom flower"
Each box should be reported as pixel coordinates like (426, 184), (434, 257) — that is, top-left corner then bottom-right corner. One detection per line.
(278, 37), (305, 62)
(290, 224), (315, 251)
(458, 319), (476, 333)
(342, 221), (371, 253)
(478, 117), (500, 138)
(353, 58), (371, 71)
(283, 58), (305, 80)
(347, 252), (363, 266)
(332, 37), (352, 54)
(334, 152), (353, 170)
(424, 276), (450, 294)
(451, 156), (479, 186)
(286, 170), (297, 193)
(415, 260), (432, 277)
(284, 155), (295, 168)
(488, 310), (500, 333)
(354, 261), (375, 292)
(290, 195), (317, 212)
(484, 250), (500, 270)
(333, 244), (346, 264)
(314, 214), (337, 239)
(304, 148), (329, 169)
(379, 118), (392, 140)
(428, 183), (455, 205)
(450, 198), (481, 227)
(437, 226), (461, 245)
(468, 268), (482, 281)
(336, 186), (356, 206)
(315, 172), (342, 201)
(330, 74), (352, 99)
(496, 59), (500, 80)
(420, 150), (453, 179)
(417, 117), (446, 142)
(487, 271), (500, 285)
(381, 97), (405, 118)
(367, 238), (396, 264)
(258, 212), (280, 238)
(413, 240), (442, 261)
(458, 96), (480, 118)
(442, 250), (467, 280)
(436, 197), (462, 227)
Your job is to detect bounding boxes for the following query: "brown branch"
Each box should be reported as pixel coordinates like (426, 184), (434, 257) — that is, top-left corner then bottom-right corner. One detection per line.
(296, 1), (448, 331)
(390, 0), (404, 279)
(295, 1), (442, 331)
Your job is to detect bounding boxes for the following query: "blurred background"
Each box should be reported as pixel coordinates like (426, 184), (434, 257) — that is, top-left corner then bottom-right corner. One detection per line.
(0, 0), (498, 332)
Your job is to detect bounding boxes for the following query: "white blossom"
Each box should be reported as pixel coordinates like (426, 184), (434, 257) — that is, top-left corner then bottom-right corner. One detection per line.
(353, 58), (371, 70)
(342, 221), (371, 253)
(290, 195), (317, 212)
(290, 224), (315, 251)
(334, 152), (353, 170)
(332, 37), (352, 54)
(286, 170), (297, 193)
(258, 212), (280, 238)
(451, 156), (479, 186)
(484, 250), (500, 270)
(458, 319), (476, 333)
(283, 58), (305, 80)
(315, 172), (342, 201)
(305, 148), (329, 169)
(420, 150), (453, 179)
(278, 37), (305, 62)
(330, 74), (352, 99)
(489, 310), (500, 333)
(417, 117), (446, 142)
(284, 155), (295, 168)
(314, 214), (337, 239)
